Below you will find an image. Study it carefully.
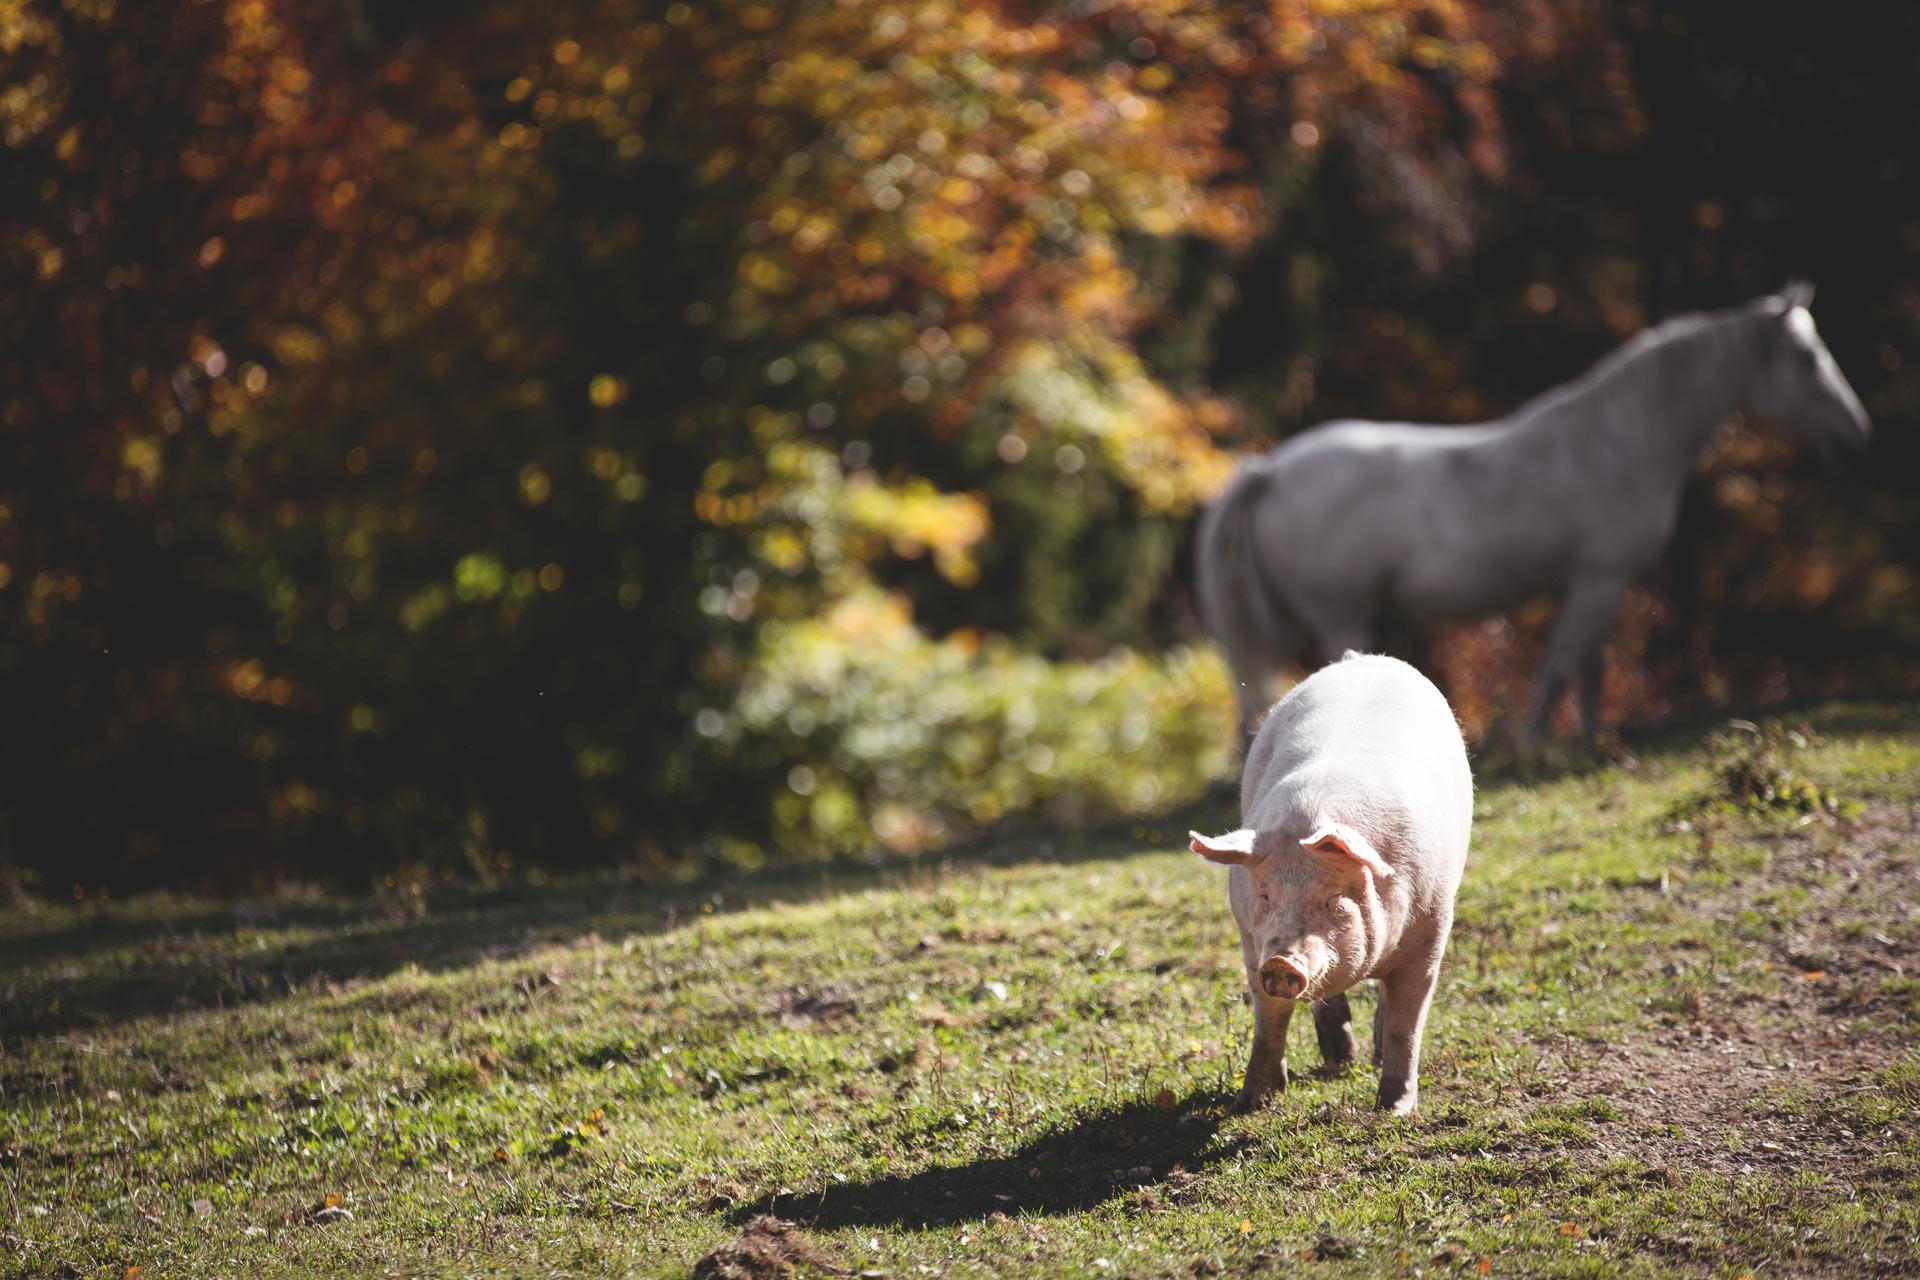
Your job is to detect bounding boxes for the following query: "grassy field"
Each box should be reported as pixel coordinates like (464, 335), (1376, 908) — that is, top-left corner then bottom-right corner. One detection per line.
(4, 704), (1918, 1279)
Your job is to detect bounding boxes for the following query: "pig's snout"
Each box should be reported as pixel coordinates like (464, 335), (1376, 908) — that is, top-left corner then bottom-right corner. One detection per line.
(1259, 954), (1308, 1001)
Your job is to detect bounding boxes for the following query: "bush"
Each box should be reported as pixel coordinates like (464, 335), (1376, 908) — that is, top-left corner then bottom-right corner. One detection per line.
(1669, 719), (1858, 824)
(723, 591), (1235, 858)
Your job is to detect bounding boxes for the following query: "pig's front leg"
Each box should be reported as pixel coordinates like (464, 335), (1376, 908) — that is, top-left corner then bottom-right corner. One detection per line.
(1375, 958), (1441, 1116)
(1235, 978), (1294, 1112)
(1312, 993), (1356, 1069)
(1370, 985), (1386, 1069)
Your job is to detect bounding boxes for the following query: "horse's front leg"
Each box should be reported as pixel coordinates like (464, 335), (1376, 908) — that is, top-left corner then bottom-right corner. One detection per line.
(1531, 575), (1630, 737)
(1577, 652), (1606, 739)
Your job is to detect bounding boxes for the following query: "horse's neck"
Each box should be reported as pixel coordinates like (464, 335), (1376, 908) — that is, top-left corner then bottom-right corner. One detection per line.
(1516, 312), (1752, 476)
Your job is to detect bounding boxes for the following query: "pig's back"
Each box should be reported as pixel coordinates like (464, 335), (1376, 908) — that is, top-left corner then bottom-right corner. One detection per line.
(1242, 654), (1472, 860)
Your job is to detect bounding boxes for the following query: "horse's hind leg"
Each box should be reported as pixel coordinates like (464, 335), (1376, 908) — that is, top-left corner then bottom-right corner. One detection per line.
(1374, 600), (1429, 670)
(1220, 646), (1274, 746)
(1312, 615), (1377, 666)
(1531, 575), (1629, 737)
(1226, 625), (1308, 744)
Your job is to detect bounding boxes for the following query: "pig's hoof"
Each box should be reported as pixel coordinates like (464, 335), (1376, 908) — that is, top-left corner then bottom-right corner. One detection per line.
(1235, 1051), (1288, 1113)
(1232, 1065), (1287, 1113)
(1375, 1084), (1418, 1116)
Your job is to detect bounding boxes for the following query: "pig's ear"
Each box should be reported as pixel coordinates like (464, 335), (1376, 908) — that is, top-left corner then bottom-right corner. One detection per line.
(1190, 828), (1259, 866)
(1301, 823), (1395, 879)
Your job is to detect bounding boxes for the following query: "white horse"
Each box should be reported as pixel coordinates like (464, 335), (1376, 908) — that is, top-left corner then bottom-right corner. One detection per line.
(1197, 283), (1871, 740)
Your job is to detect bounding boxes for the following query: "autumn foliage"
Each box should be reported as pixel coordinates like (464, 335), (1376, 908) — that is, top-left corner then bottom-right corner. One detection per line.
(2, 0), (1913, 889)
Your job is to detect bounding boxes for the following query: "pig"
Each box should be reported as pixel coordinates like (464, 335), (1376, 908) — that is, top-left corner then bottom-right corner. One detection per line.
(1191, 652), (1471, 1115)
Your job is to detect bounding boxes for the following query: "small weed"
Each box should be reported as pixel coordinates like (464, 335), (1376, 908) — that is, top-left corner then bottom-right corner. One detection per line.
(541, 1108), (608, 1158)
(1667, 719), (1859, 826)
(422, 1058), (484, 1094)
(1879, 975), (1920, 1022)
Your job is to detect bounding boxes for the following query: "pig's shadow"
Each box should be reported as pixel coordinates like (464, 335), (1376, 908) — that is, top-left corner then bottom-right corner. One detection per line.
(735, 1091), (1239, 1229)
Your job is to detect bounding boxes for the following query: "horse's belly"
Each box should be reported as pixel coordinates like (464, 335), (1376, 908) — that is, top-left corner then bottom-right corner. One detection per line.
(1395, 547), (1560, 620)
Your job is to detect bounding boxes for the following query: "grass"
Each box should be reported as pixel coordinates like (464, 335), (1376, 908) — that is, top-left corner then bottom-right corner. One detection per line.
(3, 702), (1919, 1278)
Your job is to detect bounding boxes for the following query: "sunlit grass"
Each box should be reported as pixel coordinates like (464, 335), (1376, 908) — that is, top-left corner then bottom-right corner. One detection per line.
(3, 702), (1917, 1277)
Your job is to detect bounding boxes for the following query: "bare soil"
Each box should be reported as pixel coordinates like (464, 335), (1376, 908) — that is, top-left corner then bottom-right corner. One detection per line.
(1573, 803), (1919, 1184)
(690, 1215), (844, 1280)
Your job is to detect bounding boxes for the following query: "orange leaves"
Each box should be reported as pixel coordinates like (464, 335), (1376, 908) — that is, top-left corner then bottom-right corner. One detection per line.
(680, 0), (1251, 354)
(0, 0), (1626, 881)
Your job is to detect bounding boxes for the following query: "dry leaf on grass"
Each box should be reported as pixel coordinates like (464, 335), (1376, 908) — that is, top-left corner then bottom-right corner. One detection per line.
(307, 1194), (352, 1225)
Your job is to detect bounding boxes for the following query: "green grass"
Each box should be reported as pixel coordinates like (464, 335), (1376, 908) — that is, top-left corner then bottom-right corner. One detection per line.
(4, 703), (1919, 1278)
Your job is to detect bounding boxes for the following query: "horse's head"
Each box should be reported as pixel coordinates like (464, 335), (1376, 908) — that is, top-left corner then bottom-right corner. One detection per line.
(1742, 281), (1871, 460)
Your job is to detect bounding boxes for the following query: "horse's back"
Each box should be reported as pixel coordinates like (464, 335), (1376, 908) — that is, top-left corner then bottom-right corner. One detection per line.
(1231, 416), (1573, 620)
(1248, 419), (1509, 519)
(1266, 418), (1506, 464)
(1234, 423), (1463, 596)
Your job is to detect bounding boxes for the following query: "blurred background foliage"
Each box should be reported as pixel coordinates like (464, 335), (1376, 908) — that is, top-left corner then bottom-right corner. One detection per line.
(1, 0), (1915, 891)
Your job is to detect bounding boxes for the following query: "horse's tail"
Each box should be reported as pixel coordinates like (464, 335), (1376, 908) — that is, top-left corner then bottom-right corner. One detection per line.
(1195, 460), (1308, 694)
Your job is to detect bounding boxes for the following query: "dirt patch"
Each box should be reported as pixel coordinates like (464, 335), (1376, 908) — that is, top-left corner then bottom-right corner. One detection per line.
(771, 985), (859, 1030)
(691, 1215), (842, 1280)
(1570, 802), (1918, 1183)
(1580, 1018), (1895, 1183)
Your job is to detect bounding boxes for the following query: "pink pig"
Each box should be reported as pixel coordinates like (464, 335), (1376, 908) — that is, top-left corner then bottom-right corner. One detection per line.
(1192, 652), (1472, 1115)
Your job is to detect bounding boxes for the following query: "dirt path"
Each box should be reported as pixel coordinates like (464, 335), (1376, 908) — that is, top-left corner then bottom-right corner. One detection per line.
(1574, 802), (1918, 1185)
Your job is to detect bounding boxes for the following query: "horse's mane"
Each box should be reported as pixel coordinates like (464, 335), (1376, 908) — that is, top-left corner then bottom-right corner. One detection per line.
(1505, 305), (1749, 426)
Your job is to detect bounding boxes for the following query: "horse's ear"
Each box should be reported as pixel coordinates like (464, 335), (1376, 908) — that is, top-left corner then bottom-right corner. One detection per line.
(1779, 279), (1815, 311)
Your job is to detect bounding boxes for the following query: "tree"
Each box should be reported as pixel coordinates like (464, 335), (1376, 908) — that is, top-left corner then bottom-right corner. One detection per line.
(1, 0), (1634, 887)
